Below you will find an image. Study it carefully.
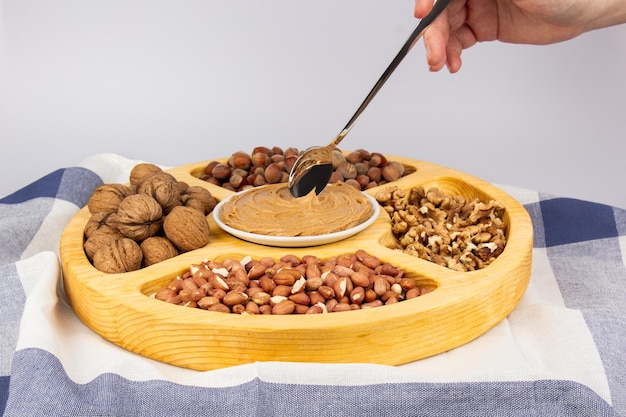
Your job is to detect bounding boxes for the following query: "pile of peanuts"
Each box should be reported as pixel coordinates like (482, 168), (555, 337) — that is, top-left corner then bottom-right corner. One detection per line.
(153, 250), (432, 314)
(199, 146), (413, 192)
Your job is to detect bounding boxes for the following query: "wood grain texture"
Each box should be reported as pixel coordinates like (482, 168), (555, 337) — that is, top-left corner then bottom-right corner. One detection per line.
(60, 156), (533, 371)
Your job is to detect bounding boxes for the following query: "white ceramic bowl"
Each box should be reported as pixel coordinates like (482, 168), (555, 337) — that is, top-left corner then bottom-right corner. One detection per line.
(212, 191), (380, 247)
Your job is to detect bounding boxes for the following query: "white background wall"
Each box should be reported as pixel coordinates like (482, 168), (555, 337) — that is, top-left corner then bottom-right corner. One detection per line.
(1, 1), (625, 208)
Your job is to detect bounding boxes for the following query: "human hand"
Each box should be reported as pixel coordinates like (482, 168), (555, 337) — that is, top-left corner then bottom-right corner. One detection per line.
(414, 0), (626, 72)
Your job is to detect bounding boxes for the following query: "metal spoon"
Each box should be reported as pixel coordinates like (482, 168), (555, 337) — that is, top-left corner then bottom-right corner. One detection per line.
(288, 0), (450, 197)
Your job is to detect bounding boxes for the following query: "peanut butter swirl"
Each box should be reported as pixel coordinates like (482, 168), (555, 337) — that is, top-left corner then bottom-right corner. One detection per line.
(218, 182), (374, 237)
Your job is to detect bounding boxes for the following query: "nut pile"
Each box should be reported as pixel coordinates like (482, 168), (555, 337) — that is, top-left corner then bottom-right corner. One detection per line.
(199, 146), (414, 192)
(84, 163), (218, 274)
(376, 186), (507, 271)
(153, 250), (432, 314)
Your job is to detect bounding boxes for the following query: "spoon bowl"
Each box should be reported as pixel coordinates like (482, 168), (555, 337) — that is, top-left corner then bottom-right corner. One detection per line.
(288, 0), (450, 197)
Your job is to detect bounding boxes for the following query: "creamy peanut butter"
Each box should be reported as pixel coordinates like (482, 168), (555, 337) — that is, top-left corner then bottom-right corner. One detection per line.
(218, 182), (374, 237)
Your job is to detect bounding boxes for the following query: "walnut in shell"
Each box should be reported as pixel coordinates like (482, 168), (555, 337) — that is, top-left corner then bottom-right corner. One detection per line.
(163, 206), (210, 252)
(84, 227), (124, 261)
(180, 186), (218, 215)
(93, 238), (143, 273)
(109, 194), (164, 241)
(137, 172), (181, 214)
(84, 211), (116, 239)
(87, 184), (133, 215)
(140, 236), (179, 267)
(129, 163), (163, 187)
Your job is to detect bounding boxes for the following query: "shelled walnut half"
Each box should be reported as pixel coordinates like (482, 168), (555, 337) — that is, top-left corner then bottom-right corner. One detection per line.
(376, 185), (507, 272)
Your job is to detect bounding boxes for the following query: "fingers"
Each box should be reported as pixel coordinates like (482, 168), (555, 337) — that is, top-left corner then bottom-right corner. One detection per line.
(414, 0), (435, 18)
(416, 0), (471, 72)
(422, 6), (452, 72)
(445, 39), (463, 73)
(423, 26), (447, 72)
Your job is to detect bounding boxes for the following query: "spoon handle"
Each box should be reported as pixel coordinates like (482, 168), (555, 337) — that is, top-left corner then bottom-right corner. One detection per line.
(330, 0), (451, 147)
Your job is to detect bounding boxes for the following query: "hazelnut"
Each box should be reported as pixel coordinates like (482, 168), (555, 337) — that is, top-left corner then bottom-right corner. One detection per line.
(264, 163), (284, 184)
(329, 171), (343, 184)
(367, 167), (382, 183)
(271, 154), (285, 164)
(211, 163), (231, 180)
(370, 152), (387, 167)
(381, 164), (401, 182)
(336, 161), (357, 180)
(331, 150), (346, 168)
(387, 161), (406, 177)
(284, 147), (300, 158)
(346, 151), (364, 164)
(228, 151), (252, 170)
(344, 179), (362, 191)
(229, 173), (246, 189)
(252, 146), (273, 156)
(203, 161), (219, 176)
(354, 162), (369, 176)
(251, 152), (270, 167)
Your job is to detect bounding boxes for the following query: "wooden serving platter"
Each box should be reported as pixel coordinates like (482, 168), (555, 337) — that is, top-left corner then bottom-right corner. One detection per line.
(60, 155), (533, 371)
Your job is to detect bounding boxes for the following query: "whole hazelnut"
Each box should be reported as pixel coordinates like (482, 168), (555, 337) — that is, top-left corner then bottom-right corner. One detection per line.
(270, 154), (285, 164)
(329, 171), (343, 184)
(344, 179), (362, 191)
(381, 164), (401, 182)
(346, 151), (364, 164)
(252, 146), (273, 156)
(251, 152), (270, 167)
(264, 163), (284, 184)
(387, 161), (406, 177)
(211, 163), (231, 180)
(354, 162), (369, 176)
(229, 173), (246, 189)
(367, 167), (382, 183)
(228, 151), (252, 170)
(331, 150), (346, 168)
(336, 161), (357, 180)
(203, 161), (219, 176)
(283, 147), (300, 158)
(370, 153), (387, 167)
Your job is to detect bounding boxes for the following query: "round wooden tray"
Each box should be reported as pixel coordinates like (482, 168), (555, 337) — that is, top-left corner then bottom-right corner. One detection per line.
(60, 155), (533, 371)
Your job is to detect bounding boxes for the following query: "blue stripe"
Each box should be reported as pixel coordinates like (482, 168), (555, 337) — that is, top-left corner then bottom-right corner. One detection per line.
(540, 198), (618, 247)
(0, 167), (101, 208)
(0, 375), (8, 416)
(3, 348), (619, 417)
